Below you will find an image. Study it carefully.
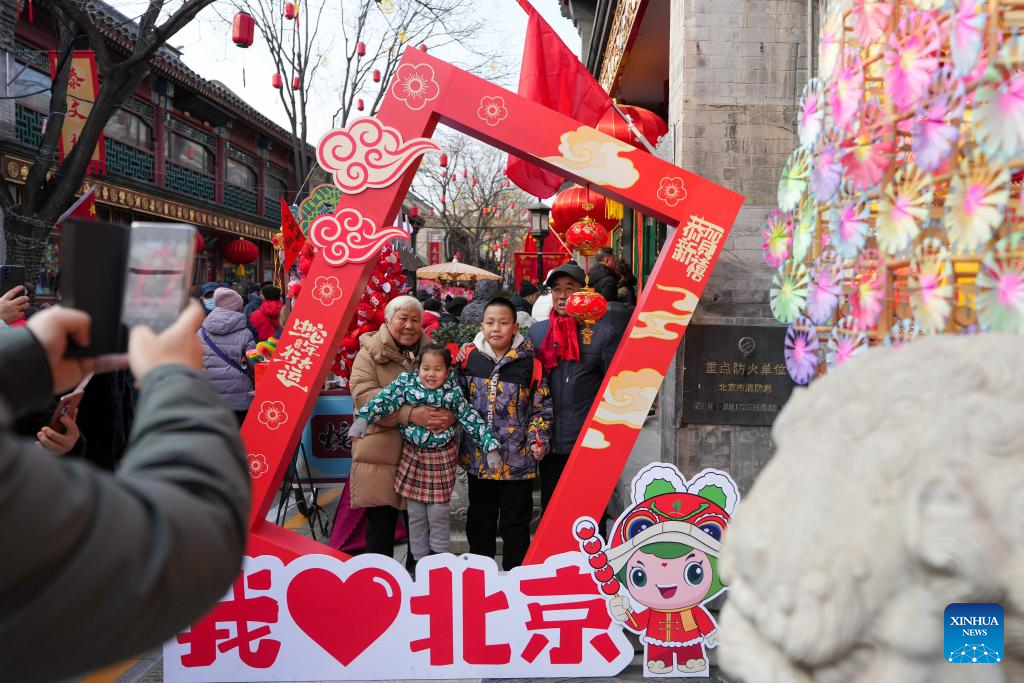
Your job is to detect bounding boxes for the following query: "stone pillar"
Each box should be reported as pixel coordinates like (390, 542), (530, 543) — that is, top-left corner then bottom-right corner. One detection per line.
(663, 0), (808, 492)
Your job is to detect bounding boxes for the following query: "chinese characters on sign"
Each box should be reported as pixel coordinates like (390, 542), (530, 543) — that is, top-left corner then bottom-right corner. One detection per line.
(164, 553), (633, 682)
(275, 318), (328, 392)
(682, 325), (795, 426)
(671, 215), (725, 282)
(48, 50), (105, 173)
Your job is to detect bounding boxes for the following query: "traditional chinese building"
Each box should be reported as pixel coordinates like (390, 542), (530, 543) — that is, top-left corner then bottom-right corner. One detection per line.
(0, 0), (318, 292)
(561, 0), (812, 491)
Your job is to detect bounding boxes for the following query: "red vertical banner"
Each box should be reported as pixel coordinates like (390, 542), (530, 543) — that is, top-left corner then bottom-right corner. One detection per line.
(48, 50), (106, 174)
(428, 239), (441, 265)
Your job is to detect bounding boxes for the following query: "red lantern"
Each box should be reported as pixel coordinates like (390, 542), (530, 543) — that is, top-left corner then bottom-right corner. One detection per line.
(565, 288), (608, 344)
(271, 72), (283, 89)
(463, 168), (468, 178)
(439, 153), (448, 168)
(195, 233), (205, 253)
(283, 2), (296, 19)
(418, 44), (428, 52)
(357, 98), (364, 111)
(471, 177), (477, 187)
(223, 238), (258, 277)
(550, 184), (620, 236)
(232, 12), (255, 48)
(502, 238), (508, 248)
(410, 206), (419, 218)
(441, 194), (446, 204)
(565, 217), (609, 257)
(357, 42), (366, 57)
(597, 104), (668, 151)
(291, 76), (300, 90)
(372, 69), (381, 82)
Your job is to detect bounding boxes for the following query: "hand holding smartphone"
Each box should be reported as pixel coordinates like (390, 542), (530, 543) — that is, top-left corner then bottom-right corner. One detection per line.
(46, 373), (93, 434)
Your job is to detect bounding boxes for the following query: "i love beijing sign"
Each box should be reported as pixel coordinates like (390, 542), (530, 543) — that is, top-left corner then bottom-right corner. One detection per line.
(164, 50), (743, 681)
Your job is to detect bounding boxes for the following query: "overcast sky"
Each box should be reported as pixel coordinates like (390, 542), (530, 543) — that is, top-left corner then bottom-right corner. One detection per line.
(108, 0), (581, 140)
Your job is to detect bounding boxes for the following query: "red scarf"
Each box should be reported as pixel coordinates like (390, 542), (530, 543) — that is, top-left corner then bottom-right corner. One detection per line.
(538, 311), (580, 370)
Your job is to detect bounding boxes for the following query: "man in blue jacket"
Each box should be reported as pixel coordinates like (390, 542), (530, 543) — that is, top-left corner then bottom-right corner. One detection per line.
(527, 264), (618, 510)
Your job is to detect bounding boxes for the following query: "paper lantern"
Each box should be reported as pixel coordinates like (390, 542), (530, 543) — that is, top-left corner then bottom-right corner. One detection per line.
(291, 76), (300, 90)
(418, 44), (428, 52)
(195, 233), (205, 253)
(471, 177), (478, 187)
(357, 41), (366, 57)
(441, 194), (446, 204)
(372, 69), (381, 82)
(597, 104), (668, 151)
(224, 238), (258, 265)
(283, 2), (296, 19)
(439, 153), (448, 168)
(565, 288), (608, 344)
(232, 12), (255, 48)
(566, 217), (610, 257)
(357, 98), (365, 111)
(271, 72), (282, 89)
(410, 206), (419, 218)
(551, 184), (620, 235)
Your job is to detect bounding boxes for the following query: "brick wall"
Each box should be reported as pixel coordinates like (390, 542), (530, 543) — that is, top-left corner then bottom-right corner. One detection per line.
(662, 0), (808, 492)
(0, 1), (17, 144)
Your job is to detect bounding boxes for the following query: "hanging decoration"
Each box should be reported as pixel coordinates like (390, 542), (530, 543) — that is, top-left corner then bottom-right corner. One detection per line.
(551, 185), (621, 235)
(284, 2), (296, 20)
(596, 104), (668, 151)
(761, 0), (1024, 386)
(373, 69), (381, 82)
(272, 72), (283, 89)
(232, 11), (255, 48)
(565, 289), (608, 344)
(291, 76), (301, 90)
(223, 238), (259, 278)
(357, 41), (366, 57)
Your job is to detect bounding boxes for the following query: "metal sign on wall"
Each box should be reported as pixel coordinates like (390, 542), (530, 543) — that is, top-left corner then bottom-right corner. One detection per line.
(682, 324), (795, 426)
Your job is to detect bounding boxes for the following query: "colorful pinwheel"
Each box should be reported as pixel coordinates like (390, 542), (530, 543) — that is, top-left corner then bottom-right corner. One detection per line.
(793, 194), (817, 262)
(771, 260), (810, 324)
(819, 5), (843, 81)
(829, 191), (870, 259)
(829, 50), (864, 132)
(826, 316), (870, 368)
(807, 248), (843, 324)
(778, 147), (811, 211)
(884, 10), (940, 113)
(799, 79), (825, 150)
(943, 150), (1010, 253)
(975, 232), (1024, 333)
(852, 0), (893, 43)
(840, 102), (893, 191)
(784, 316), (820, 385)
(811, 133), (845, 202)
(911, 68), (965, 173)
(762, 209), (794, 268)
(951, 0), (986, 78)
(974, 66), (1024, 161)
(876, 165), (934, 255)
(850, 248), (886, 330)
(883, 318), (924, 347)
(908, 237), (953, 333)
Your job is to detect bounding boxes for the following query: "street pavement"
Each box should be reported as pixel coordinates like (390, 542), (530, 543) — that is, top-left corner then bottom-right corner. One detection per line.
(70, 412), (733, 683)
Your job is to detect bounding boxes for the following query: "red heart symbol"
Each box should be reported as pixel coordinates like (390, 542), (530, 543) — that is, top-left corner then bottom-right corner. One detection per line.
(287, 567), (402, 666)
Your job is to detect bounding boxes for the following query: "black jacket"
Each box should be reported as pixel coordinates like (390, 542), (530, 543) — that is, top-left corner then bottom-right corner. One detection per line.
(527, 320), (618, 454)
(508, 294), (533, 314)
(587, 263), (619, 302)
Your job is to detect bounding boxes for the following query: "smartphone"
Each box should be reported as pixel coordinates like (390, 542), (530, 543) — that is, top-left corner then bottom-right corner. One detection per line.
(62, 219), (131, 356)
(46, 373), (93, 434)
(0, 265), (26, 297)
(121, 223), (197, 333)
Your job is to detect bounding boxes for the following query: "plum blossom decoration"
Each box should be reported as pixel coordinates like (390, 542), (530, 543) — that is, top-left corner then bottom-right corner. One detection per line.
(310, 275), (344, 306)
(656, 177), (687, 207)
(390, 62), (440, 110)
(247, 453), (270, 479)
(257, 401), (289, 431)
(477, 95), (509, 127)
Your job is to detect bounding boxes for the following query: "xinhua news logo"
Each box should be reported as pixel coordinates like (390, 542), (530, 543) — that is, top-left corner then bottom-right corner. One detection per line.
(945, 603), (1003, 664)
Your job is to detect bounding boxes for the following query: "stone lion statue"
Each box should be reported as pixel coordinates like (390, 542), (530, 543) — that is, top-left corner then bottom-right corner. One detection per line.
(719, 333), (1024, 682)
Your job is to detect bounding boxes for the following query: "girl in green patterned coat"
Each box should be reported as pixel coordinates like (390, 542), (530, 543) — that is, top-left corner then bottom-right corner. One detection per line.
(349, 343), (500, 562)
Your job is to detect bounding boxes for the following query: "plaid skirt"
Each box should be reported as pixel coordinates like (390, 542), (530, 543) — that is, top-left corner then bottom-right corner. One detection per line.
(394, 439), (459, 504)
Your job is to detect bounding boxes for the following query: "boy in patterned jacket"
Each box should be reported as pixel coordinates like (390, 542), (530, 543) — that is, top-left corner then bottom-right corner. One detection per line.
(349, 343), (500, 563)
(459, 297), (552, 570)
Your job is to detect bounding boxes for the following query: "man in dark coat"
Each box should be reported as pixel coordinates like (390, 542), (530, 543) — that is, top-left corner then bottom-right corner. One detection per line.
(508, 280), (539, 314)
(526, 263), (618, 510)
(587, 248), (619, 303)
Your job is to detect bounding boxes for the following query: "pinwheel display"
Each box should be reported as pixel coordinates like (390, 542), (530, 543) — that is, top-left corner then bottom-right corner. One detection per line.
(806, 248), (843, 325)
(850, 248), (886, 330)
(798, 79), (825, 150)
(784, 316), (820, 385)
(826, 316), (870, 368)
(908, 237), (954, 333)
(762, 209), (794, 268)
(975, 232), (1024, 333)
(829, 192), (870, 259)
(943, 150), (1010, 253)
(778, 147), (811, 211)
(761, 0), (1024, 384)
(876, 165), (934, 255)
(770, 260), (810, 324)
(884, 318), (924, 348)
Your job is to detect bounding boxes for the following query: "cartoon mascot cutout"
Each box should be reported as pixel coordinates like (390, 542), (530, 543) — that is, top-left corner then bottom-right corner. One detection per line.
(574, 464), (740, 677)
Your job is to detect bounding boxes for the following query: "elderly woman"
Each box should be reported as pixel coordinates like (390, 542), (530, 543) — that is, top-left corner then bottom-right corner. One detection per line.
(348, 295), (456, 557)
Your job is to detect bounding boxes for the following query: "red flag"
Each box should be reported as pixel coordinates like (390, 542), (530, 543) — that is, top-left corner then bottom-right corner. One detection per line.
(506, 0), (614, 198)
(56, 186), (96, 230)
(280, 197), (306, 274)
